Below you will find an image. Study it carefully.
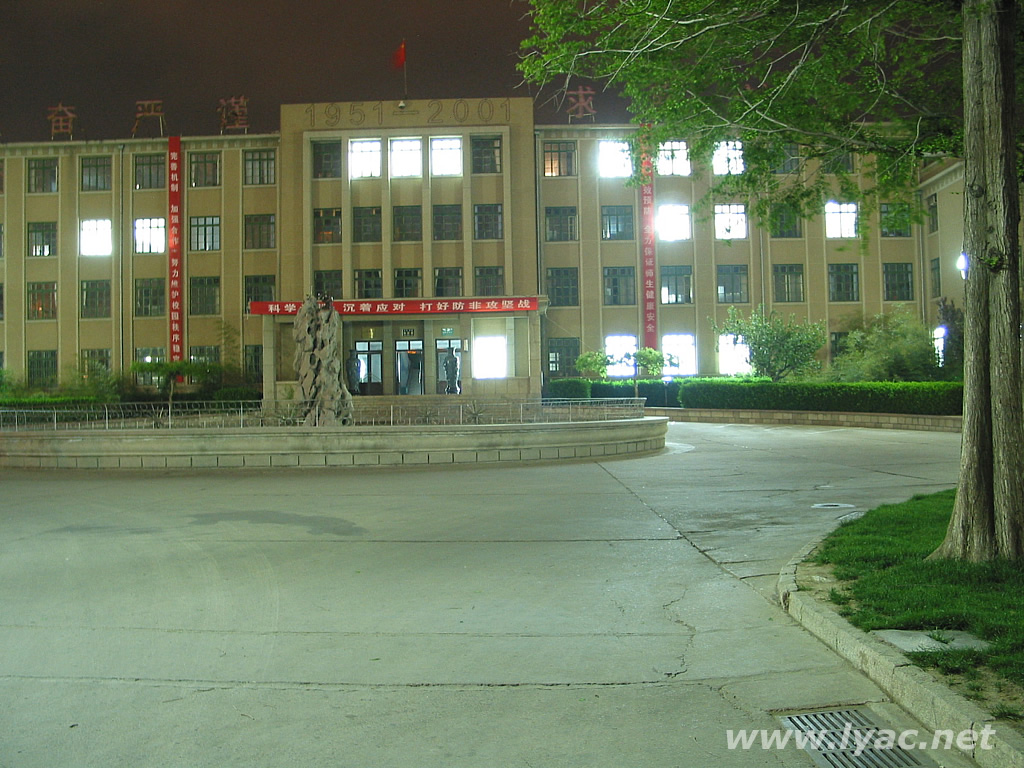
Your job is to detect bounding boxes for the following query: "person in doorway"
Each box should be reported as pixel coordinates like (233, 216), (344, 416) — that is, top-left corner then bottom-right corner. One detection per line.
(443, 348), (460, 394)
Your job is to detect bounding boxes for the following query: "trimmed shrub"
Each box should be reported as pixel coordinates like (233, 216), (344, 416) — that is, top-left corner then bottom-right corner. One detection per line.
(546, 378), (592, 399)
(213, 387), (262, 401)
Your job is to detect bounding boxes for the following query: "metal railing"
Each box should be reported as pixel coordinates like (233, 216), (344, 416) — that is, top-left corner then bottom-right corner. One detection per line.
(0, 398), (646, 432)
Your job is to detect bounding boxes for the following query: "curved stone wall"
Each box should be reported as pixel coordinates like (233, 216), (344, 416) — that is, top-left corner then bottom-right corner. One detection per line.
(0, 417), (668, 470)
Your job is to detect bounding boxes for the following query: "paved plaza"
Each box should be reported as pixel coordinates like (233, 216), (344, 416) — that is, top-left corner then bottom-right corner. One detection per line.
(0, 422), (971, 767)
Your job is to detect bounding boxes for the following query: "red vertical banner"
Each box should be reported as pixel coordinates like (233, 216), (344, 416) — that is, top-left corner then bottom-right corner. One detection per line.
(167, 137), (184, 361)
(640, 176), (658, 350)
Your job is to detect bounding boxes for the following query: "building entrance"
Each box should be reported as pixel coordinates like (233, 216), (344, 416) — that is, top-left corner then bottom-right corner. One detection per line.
(395, 339), (424, 395)
(354, 340), (383, 395)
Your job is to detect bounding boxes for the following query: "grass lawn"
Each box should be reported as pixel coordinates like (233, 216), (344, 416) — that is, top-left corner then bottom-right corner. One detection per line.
(811, 489), (1024, 716)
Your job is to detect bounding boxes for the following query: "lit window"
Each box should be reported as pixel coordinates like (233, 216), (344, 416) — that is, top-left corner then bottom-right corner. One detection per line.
(712, 141), (744, 175)
(598, 140), (632, 177)
(472, 336), (507, 379)
(543, 141), (576, 177)
(825, 201), (858, 238)
(714, 204), (747, 239)
(390, 138), (422, 177)
(134, 218), (166, 254)
(717, 264), (749, 303)
(605, 334), (637, 377)
(657, 141), (691, 176)
(656, 204), (691, 241)
(718, 334), (752, 375)
(933, 326), (946, 366)
(660, 265), (692, 304)
(430, 137), (462, 176)
(349, 139), (382, 179)
(80, 219), (113, 256)
(662, 334), (697, 376)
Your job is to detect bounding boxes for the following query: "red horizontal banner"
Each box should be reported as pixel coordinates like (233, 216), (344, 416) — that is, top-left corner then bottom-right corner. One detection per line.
(250, 297), (539, 316)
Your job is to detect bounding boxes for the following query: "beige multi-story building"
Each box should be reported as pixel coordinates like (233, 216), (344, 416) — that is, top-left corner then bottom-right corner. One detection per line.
(0, 97), (967, 397)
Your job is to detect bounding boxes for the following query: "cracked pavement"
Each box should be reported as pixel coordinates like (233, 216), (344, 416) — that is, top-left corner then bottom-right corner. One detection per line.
(0, 422), (968, 767)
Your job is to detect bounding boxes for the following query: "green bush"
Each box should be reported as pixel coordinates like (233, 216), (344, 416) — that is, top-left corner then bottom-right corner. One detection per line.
(591, 379), (681, 406)
(677, 379), (962, 415)
(213, 387), (262, 401)
(546, 378), (592, 398)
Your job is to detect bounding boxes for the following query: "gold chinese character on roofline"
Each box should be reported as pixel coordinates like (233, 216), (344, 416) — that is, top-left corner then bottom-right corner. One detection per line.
(566, 86), (596, 122)
(217, 96), (250, 133)
(132, 100), (166, 137)
(47, 102), (77, 140)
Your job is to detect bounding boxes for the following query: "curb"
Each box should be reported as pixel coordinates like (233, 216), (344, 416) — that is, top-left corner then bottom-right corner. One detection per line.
(777, 541), (1024, 768)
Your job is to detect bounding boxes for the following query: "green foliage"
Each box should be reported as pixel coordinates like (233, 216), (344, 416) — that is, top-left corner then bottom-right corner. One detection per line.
(520, 0), (965, 218)
(592, 378), (682, 407)
(130, 360), (224, 403)
(715, 305), (826, 381)
(546, 377), (592, 399)
(828, 308), (943, 382)
(936, 298), (965, 380)
(677, 379), (962, 415)
(573, 350), (611, 380)
(213, 387), (262, 401)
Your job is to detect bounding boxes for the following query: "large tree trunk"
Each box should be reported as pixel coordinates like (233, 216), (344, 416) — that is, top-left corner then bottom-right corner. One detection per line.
(932, 0), (1024, 560)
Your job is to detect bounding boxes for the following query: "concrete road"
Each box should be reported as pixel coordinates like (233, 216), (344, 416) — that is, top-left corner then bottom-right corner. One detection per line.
(0, 423), (967, 768)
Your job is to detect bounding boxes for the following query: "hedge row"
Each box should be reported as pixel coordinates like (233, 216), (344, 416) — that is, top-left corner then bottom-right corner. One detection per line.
(676, 379), (963, 415)
(546, 378), (681, 407)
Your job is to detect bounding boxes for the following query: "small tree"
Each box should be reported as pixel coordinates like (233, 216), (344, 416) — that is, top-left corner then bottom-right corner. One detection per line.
(130, 360), (223, 405)
(573, 350), (611, 380)
(829, 308), (941, 382)
(621, 347), (670, 398)
(715, 305), (825, 382)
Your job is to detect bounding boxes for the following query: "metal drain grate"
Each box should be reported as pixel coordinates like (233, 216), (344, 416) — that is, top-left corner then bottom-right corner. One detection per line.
(778, 708), (934, 768)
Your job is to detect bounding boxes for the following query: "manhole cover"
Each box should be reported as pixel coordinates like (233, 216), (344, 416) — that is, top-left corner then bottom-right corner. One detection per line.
(778, 708), (934, 768)
(812, 503), (857, 509)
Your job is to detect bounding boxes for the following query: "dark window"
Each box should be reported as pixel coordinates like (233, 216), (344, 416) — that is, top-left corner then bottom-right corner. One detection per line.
(355, 269), (383, 299)
(189, 152), (220, 187)
(543, 141), (576, 176)
(189, 216), (221, 251)
(244, 345), (263, 384)
(313, 141), (342, 178)
(244, 275), (276, 306)
(926, 194), (939, 233)
(547, 268), (579, 307)
(27, 282), (58, 319)
(135, 154), (165, 189)
(883, 262), (914, 301)
(660, 265), (692, 304)
(393, 268), (422, 298)
(135, 277), (166, 317)
(433, 204), (462, 241)
(244, 150), (276, 185)
(770, 203), (802, 238)
(314, 270), (342, 299)
(434, 267), (463, 297)
(880, 203), (912, 237)
(244, 214), (276, 249)
(81, 349), (111, 375)
(27, 350), (58, 388)
(601, 206), (634, 240)
(352, 206), (382, 243)
(930, 258), (941, 299)
(393, 206), (422, 241)
(474, 266), (504, 296)
(81, 156), (112, 191)
(824, 152), (854, 174)
(547, 337), (580, 377)
(473, 204), (503, 240)
(774, 144), (800, 174)
(28, 222), (58, 256)
(603, 267), (635, 306)
(772, 264), (805, 302)
(0, 282), (4, 320)
(28, 159), (58, 193)
(545, 206), (578, 241)
(81, 280), (112, 318)
(314, 208), (342, 243)
(717, 265), (749, 303)
(189, 276), (221, 315)
(471, 136), (502, 174)
(828, 263), (860, 302)
(830, 332), (849, 359)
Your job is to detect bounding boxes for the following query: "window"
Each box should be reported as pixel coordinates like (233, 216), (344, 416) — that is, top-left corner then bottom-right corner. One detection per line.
(80, 219), (113, 256)
(28, 158), (58, 193)
(660, 265), (692, 304)
(828, 263), (860, 302)
(880, 202), (911, 237)
(657, 141), (691, 176)
(434, 267), (463, 297)
(135, 277), (165, 316)
(81, 349), (112, 377)
(473, 203), (503, 240)
(545, 206), (578, 241)
(656, 204), (691, 241)
(244, 345), (263, 384)
(773, 264), (805, 302)
(135, 154), (165, 189)
(883, 262), (914, 301)
(430, 137), (462, 176)
(598, 140), (632, 177)
(605, 334), (638, 377)
(824, 152), (854, 174)
(27, 350), (58, 388)
(189, 152), (220, 187)
(355, 270), (383, 299)
(28, 222), (58, 256)
(770, 203), (802, 238)
(471, 136), (502, 174)
(393, 268), (422, 298)
(712, 141), (744, 175)
(0, 159), (4, 193)
(547, 267), (579, 307)
(190, 345), (220, 365)
(774, 144), (801, 174)
(312, 141), (342, 178)
(717, 264), (749, 303)
(543, 141), (576, 177)
(601, 205), (634, 240)
(81, 156), (112, 191)
(314, 270), (342, 299)
(135, 347), (166, 386)
(662, 334), (698, 377)
(830, 332), (850, 359)
(603, 266), (635, 306)
(0, 223), (3, 259)
(81, 280), (111, 318)
(930, 257), (941, 299)
(0, 283), (4, 320)
(349, 139), (382, 179)
(244, 150), (276, 185)
(134, 218), (166, 253)
(472, 335), (507, 379)
(547, 337), (580, 377)
(926, 193), (939, 232)
(393, 206), (422, 241)
(189, 216), (221, 251)
(432, 204), (462, 241)
(189, 276), (221, 315)
(390, 138), (422, 177)
(244, 274), (276, 306)
(314, 208), (342, 243)
(27, 282), (58, 319)
(718, 334), (752, 375)
(825, 201), (858, 238)
(352, 206), (382, 243)
(244, 214), (276, 249)
(714, 204), (747, 239)
(474, 266), (504, 296)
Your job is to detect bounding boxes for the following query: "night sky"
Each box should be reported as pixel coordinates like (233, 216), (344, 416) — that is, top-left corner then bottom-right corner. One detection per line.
(0, 0), (626, 143)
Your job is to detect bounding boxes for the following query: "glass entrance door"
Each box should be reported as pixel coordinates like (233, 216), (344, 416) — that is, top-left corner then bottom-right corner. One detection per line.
(354, 340), (383, 395)
(436, 339), (462, 394)
(395, 339), (424, 395)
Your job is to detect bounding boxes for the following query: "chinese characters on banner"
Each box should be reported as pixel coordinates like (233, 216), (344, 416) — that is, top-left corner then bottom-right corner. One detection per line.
(641, 178), (658, 349)
(168, 137), (184, 361)
(249, 298), (539, 316)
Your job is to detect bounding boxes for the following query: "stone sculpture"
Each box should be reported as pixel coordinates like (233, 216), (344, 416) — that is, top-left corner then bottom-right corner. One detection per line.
(292, 296), (354, 426)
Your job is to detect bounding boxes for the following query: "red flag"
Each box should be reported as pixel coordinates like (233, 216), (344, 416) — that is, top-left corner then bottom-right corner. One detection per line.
(391, 40), (406, 70)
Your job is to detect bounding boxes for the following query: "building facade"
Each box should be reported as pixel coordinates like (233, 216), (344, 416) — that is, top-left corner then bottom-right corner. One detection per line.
(0, 98), (967, 396)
